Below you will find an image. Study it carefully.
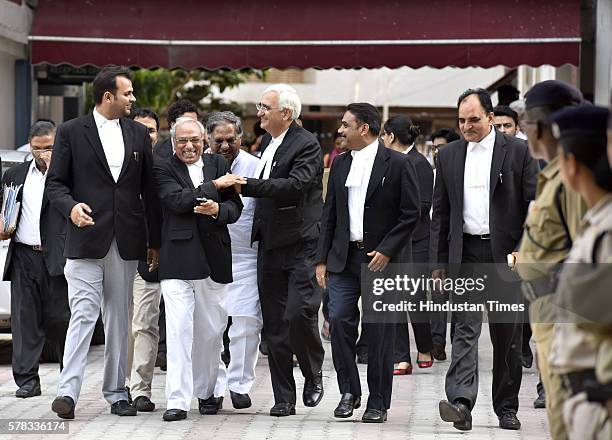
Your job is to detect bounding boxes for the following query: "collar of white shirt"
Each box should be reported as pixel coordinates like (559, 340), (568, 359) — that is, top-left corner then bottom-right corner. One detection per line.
(29, 159), (46, 177)
(467, 127), (496, 153)
(350, 139), (379, 161)
(93, 107), (120, 129)
(187, 157), (204, 170)
(270, 127), (290, 147)
(346, 139), (378, 187)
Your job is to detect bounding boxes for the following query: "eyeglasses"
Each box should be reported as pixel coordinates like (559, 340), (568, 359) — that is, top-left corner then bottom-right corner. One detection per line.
(212, 138), (238, 147)
(256, 103), (281, 112)
(176, 137), (203, 146)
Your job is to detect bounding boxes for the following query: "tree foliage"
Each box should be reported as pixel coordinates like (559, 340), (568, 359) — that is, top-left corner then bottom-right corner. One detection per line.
(85, 68), (264, 124)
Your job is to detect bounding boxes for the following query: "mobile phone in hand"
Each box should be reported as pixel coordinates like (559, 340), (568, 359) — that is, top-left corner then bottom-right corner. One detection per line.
(196, 197), (208, 203)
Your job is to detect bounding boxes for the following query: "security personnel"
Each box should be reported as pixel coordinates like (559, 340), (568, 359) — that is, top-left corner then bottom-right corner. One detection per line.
(515, 80), (585, 440)
(548, 105), (612, 440)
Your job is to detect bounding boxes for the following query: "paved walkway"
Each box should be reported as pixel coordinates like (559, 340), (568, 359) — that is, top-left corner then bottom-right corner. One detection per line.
(0, 330), (550, 440)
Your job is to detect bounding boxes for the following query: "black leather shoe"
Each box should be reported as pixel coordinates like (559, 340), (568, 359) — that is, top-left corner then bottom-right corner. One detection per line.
(333, 393), (361, 418)
(432, 346), (447, 361)
(52, 396), (75, 420)
(133, 396), (155, 412)
(230, 391), (252, 409)
(533, 390), (546, 409)
(269, 403), (296, 417)
(361, 408), (387, 423)
(126, 386), (132, 404)
(198, 396), (223, 415)
(111, 400), (137, 416)
(16, 382), (41, 398)
(163, 408), (187, 421)
(439, 400), (472, 431)
(499, 412), (521, 430)
(303, 371), (324, 407)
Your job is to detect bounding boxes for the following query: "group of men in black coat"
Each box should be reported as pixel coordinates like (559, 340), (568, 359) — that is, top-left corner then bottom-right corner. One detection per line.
(2, 64), (538, 432)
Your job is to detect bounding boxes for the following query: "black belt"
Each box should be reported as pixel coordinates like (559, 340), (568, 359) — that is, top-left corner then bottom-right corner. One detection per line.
(562, 369), (597, 396)
(349, 241), (365, 250)
(464, 233), (491, 240)
(16, 243), (43, 252)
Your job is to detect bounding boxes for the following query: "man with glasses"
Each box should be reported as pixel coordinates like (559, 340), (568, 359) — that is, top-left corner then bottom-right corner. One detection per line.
(0, 120), (70, 399)
(154, 117), (242, 421)
(431, 88), (538, 431)
(227, 84), (325, 417)
(205, 111), (262, 411)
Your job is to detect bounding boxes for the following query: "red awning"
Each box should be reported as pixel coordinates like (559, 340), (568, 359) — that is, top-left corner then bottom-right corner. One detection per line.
(29, 0), (581, 70)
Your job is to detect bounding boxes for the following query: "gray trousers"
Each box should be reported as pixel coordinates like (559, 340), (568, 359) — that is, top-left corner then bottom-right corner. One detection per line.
(57, 239), (138, 404)
(127, 274), (161, 399)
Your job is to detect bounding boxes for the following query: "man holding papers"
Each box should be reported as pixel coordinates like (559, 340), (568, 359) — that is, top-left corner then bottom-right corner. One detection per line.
(0, 120), (70, 399)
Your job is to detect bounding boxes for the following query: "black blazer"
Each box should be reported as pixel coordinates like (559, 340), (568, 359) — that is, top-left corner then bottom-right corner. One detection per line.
(154, 154), (242, 283)
(317, 142), (421, 274)
(46, 112), (161, 261)
(1, 161), (67, 280)
(241, 122), (323, 250)
(430, 131), (538, 267)
(406, 147), (434, 244)
(153, 138), (173, 162)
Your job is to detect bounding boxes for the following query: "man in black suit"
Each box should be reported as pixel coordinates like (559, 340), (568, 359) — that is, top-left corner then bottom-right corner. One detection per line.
(229, 84), (325, 416)
(316, 103), (420, 423)
(431, 88), (538, 431)
(153, 117), (242, 421)
(46, 66), (161, 419)
(0, 121), (69, 399)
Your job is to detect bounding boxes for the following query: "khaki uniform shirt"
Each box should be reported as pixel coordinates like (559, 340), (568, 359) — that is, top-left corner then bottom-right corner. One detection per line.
(517, 158), (586, 323)
(550, 194), (612, 375)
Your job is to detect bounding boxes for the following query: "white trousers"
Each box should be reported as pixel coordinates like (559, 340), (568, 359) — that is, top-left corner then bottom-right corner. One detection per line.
(58, 239), (137, 404)
(215, 315), (262, 396)
(161, 277), (227, 411)
(127, 273), (161, 398)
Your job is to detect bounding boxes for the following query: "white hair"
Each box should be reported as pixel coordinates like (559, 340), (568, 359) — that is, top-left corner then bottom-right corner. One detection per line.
(171, 116), (205, 148)
(509, 99), (526, 116)
(263, 83), (302, 120)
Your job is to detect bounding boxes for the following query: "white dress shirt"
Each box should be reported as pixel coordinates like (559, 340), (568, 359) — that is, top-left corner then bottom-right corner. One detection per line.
(186, 157), (204, 188)
(226, 150), (261, 318)
(93, 107), (125, 182)
(14, 161), (46, 246)
(346, 140), (378, 241)
(254, 127), (289, 179)
(463, 127), (495, 235)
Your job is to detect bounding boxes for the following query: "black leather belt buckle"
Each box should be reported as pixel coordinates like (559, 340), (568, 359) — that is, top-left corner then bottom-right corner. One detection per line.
(350, 241), (365, 250)
(480, 234), (491, 240)
(32, 245), (43, 251)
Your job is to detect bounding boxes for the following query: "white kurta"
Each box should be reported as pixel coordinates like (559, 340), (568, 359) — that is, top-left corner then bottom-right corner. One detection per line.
(226, 150), (261, 319)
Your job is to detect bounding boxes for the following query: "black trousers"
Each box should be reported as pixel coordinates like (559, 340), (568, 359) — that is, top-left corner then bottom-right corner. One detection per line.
(328, 246), (396, 410)
(157, 296), (166, 355)
(394, 244), (433, 363)
(258, 239), (325, 404)
(10, 244), (69, 387)
(444, 235), (522, 416)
